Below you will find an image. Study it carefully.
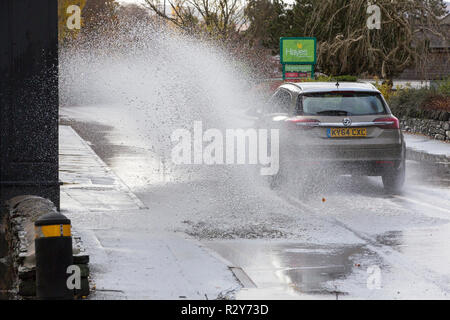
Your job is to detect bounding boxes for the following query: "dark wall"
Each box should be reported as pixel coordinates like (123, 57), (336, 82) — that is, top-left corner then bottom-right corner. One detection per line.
(0, 0), (60, 208)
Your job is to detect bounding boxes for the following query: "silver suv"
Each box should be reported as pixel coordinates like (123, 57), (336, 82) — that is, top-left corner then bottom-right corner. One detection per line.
(256, 82), (405, 192)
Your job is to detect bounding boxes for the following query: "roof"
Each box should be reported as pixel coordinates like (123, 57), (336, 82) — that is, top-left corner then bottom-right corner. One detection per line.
(413, 24), (450, 48)
(282, 81), (379, 93)
(411, 13), (450, 49)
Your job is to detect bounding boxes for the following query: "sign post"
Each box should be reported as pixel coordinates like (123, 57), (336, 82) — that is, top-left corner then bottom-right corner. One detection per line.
(280, 37), (317, 80)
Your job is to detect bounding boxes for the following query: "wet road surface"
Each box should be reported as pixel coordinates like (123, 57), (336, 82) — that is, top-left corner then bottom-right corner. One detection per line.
(60, 105), (450, 299)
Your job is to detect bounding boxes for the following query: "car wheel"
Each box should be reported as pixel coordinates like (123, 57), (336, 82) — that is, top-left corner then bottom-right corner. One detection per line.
(382, 160), (405, 193)
(268, 150), (289, 190)
(268, 165), (287, 189)
(268, 173), (280, 189)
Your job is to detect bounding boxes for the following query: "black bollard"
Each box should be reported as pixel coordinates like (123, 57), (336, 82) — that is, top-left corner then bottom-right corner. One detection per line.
(35, 212), (73, 300)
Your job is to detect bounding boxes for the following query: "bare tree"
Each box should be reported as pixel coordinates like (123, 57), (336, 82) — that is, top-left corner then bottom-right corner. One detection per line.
(300, 0), (448, 78)
(117, 3), (153, 22)
(143, 0), (246, 38)
(243, 0), (448, 79)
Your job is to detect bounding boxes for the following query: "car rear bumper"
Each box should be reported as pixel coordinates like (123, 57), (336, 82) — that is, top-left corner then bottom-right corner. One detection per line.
(282, 145), (404, 161)
(280, 145), (405, 176)
(282, 159), (403, 176)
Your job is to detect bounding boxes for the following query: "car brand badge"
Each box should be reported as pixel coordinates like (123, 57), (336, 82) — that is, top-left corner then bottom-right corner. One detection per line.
(343, 118), (352, 127)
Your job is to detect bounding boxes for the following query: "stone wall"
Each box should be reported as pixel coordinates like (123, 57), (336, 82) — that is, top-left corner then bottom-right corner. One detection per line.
(5, 196), (90, 299)
(0, 206), (15, 299)
(400, 117), (450, 141)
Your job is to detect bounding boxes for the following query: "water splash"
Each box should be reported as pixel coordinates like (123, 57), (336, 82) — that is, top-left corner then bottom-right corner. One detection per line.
(60, 20), (269, 191)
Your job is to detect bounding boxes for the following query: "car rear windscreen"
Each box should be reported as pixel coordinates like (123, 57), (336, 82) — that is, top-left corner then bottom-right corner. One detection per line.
(298, 91), (386, 116)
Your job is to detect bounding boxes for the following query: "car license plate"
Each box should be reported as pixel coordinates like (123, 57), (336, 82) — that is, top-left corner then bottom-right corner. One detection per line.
(327, 128), (367, 138)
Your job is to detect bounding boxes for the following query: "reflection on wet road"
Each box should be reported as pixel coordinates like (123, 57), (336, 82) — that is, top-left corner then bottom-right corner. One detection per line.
(205, 241), (371, 299)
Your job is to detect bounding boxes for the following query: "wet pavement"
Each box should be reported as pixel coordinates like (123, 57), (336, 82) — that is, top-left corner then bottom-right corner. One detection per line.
(60, 106), (450, 299)
(59, 125), (147, 212)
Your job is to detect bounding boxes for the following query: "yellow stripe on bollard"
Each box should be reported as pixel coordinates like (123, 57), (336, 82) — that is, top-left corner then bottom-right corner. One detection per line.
(35, 224), (71, 238)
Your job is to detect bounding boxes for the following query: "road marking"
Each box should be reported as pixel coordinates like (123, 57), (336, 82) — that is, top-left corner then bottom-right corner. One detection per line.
(283, 194), (450, 294)
(230, 267), (257, 289)
(393, 195), (450, 216)
(195, 239), (258, 289)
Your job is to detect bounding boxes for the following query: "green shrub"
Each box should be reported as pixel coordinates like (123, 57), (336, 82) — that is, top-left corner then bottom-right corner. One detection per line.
(374, 78), (396, 101)
(315, 75), (332, 82)
(436, 77), (450, 96)
(333, 75), (358, 82)
(311, 74), (357, 82)
(388, 86), (449, 120)
(388, 88), (430, 116)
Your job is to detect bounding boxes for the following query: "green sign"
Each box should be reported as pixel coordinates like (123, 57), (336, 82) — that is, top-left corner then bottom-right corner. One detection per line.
(280, 37), (316, 64)
(284, 64), (313, 72)
(283, 64), (314, 80)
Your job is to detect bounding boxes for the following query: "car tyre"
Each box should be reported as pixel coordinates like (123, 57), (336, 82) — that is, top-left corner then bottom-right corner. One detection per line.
(382, 160), (405, 193)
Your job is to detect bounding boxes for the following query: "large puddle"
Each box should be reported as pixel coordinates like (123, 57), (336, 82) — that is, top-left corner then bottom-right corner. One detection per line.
(204, 240), (373, 299)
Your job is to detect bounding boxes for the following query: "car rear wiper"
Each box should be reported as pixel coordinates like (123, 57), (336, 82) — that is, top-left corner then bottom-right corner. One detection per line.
(316, 110), (352, 116)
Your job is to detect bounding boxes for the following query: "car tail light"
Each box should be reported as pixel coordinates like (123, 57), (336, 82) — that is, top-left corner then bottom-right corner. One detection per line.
(374, 116), (399, 129)
(285, 118), (320, 129)
(375, 160), (394, 165)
